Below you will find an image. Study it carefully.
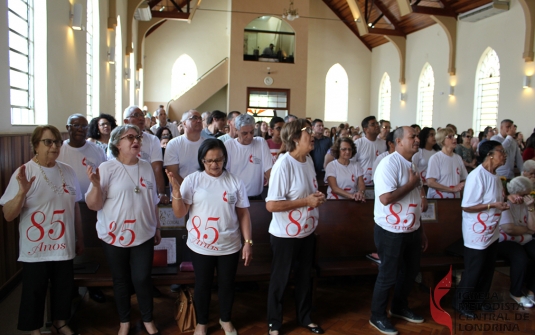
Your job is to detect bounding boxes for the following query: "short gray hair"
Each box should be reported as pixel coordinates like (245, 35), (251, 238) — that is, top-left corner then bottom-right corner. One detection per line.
(123, 105), (142, 119)
(523, 160), (535, 173)
(181, 109), (198, 122)
(108, 124), (141, 158)
(393, 127), (405, 145)
(67, 113), (86, 125)
(507, 176), (533, 195)
(234, 114), (255, 130)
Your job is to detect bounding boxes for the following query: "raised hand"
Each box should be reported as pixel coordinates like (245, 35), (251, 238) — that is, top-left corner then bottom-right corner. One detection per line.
(86, 165), (100, 186)
(523, 195), (534, 207)
(16, 165), (35, 195)
(165, 169), (181, 192)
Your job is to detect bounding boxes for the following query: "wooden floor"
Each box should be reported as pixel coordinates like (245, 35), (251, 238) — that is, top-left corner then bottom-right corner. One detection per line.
(2, 270), (535, 334)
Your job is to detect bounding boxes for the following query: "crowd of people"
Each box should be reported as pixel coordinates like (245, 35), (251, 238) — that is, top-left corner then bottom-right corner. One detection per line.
(2, 104), (535, 335)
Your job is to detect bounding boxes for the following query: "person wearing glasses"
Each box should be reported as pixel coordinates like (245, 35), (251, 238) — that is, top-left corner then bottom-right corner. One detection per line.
(378, 120), (391, 141)
(0, 125), (83, 335)
(86, 124), (162, 335)
(164, 109), (206, 185)
(491, 119), (524, 179)
(166, 138), (252, 335)
(266, 119), (326, 335)
(266, 116), (285, 164)
(224, 114), (273, 200)
(325, 137), (366, 201)
(115, 106), (169, 204)
(455, 131), (477, 171)
(87, 113), (117, 153)
(426, 128), (468, 199)
(453, 140), (509, 319)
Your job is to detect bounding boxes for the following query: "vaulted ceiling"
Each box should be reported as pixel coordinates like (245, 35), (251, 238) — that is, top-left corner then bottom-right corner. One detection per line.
(322, 0), (493, 50)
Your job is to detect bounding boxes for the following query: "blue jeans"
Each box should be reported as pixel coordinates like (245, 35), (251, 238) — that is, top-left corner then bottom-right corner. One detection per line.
(370, 224), (422, 320)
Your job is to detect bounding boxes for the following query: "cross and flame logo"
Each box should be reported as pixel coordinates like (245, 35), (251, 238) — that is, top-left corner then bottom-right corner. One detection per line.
(430, 265), (453, 334)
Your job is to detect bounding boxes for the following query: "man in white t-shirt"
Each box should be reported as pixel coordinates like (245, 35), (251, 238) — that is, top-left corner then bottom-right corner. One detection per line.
(491, 119), (523, 179)
(218, 111), (241, 143)
(164, 110), (206, 184)
(224, 114), (272, 199)
(150, 106), (179, 138)
(122, 106), (169, 204)
(369, 126), (428, 335)
(353, 116), (386, 185)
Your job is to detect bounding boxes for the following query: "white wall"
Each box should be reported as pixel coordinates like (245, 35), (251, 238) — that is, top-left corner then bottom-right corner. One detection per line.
(197, 86), (228, 114)
(306, 0), (372, 128)
(143, 0), (231, 106)
(371, 0), (534, 136)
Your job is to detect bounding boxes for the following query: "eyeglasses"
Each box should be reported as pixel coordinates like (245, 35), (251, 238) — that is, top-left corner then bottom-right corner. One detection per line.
(119, 134), (143, 143)
(493, 149), (507, 156)
(202, 157), (225, 165)
(127, 112), (145, 119)
(40, 139), (63, 147)
(188, 116), (202, 122)
(446, 135), (457, 140)
(98, 122), (111, 127)
(464, 135), (472, 139)
(67, 124), (89, 130)
(301, 127), (313, 135)
(340, 148), (352, 152)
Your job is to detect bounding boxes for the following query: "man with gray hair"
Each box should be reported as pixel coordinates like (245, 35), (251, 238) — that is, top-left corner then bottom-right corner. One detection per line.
(284, 114), (297, 123)
(491, 119), (524, 179)
(218, 111), (241, 143)
(119, 105), (169, 204)
(224, 114), (273, 199)
(201, 111), (210, 129)
(151, 106), (179, 137)
(164, 109), (205, 184)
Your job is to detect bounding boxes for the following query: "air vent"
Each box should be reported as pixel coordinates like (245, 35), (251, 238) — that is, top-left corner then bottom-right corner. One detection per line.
(459, 0), (509, 23)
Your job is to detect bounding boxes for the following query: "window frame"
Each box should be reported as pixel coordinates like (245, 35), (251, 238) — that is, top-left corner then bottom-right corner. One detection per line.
(416, 63), (435, 128)
(473, 48), (500, 132)
(246, 87), (290, 123)
(324, 63), (348, 122)
(378, 72), (391, 121)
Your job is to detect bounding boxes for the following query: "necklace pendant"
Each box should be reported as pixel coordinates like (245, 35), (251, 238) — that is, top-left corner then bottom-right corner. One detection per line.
(134, 186), (140, 193)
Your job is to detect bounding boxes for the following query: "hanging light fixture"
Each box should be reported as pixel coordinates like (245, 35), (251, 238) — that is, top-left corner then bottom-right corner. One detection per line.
(282, 1), (299, 21)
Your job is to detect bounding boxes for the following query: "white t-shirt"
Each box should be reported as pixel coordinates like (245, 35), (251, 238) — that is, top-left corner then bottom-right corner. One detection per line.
(181, 170), (250, 256)
(372, 151), (390, 179)
(151, 122), (179, 138)
(374, 152), (422, 233)
(163, 135), (205, 179)
(0, 160), (81, 262)
(352, 137), (386, 185)
(107, 132), (163, 164)
(324, 160), (364, 200)
(87, 159), (160, 247)
(426, 151), (468, 199)
(225, 138), (273, 197)
(499, 203), (533, 245)
(461, 165), (504, 250)
(266, 153), (319, 238)
(57, 140), (107, 200)
(412, 148), (438, 184)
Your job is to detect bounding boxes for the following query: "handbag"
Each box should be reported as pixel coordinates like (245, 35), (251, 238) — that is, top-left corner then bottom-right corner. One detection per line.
(175, 286), (196, 333)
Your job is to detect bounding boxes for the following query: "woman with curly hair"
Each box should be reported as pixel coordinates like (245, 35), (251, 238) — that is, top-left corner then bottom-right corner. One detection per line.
(87, 114), (117, 152)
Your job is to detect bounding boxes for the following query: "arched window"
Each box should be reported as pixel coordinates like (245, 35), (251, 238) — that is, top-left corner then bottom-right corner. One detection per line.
(417, 63), (434, 128)
(378, 73), (391, 121)
(115, 16), (123, 124)
(324, 63), (348, 122)
(171, 54), (198, 98)
(474, 48), (500, 132)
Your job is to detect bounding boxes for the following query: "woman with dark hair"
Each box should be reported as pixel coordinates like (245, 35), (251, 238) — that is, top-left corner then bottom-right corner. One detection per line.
(453, 140), (510, 318)
(410, 124), (421, 136)
(266, 119), (326, 335)
(166, 138), (252, 335)
(523, 133), (535, 161)
(254, 121), (269, 139)
(86, 125), (161, 335)
(325, 137), (366, 201)
(87, 114), (117, 152)
(517, 132), (526, 152)
(412, 127), (440, 184)
(455, 131), (477, 171)
(0, 125), (83, 335)
(330, 126), (337, 142)
(154, 126), (173, 150)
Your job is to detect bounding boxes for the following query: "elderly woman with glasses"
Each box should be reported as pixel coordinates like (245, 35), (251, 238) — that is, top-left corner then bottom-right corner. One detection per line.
(426, 127), (468, 199)
(166, 138), (253, 335)
(0, 125), (83, 335)
(522, 160), (535, 186)
(497, 176), (535, 307)
(266, 119), (326, 335)
(325, 137), (366, 201)
(455, 131), (477, 171)
(86, 125), (162, 335)
(453, 140), (510, 318)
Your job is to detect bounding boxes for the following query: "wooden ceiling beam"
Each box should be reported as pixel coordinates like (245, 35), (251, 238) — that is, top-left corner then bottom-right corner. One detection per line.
(150, 11), (190, 20)
(411, 5), (457, 17)
(322, 1), (371, 50)
(397, 0), (413, 16)
(373, 0), (404, 32)
(366, 27), (406, 37)
(148, 0), (161, 9)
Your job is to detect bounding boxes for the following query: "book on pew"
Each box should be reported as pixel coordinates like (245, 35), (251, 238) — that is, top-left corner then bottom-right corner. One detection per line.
(366, 253), (381, 264)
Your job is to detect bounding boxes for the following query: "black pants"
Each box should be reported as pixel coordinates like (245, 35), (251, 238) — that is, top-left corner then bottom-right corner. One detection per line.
(18, 260), (73, 331)
(267, 234), (315, 330)
(454, 241), (498, 310)
(189, 248), (240, 324)
(102, 238), (154, 323)
(370, 224), (422, 320)
(497, 240), (535, 296)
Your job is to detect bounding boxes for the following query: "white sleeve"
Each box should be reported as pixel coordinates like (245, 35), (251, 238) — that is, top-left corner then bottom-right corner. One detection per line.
(461, 173), (484, 207)
(0, 167), (23, 206)
(224, 141), (233, 173)
(516, 147), (524, 173)
(149, 135), (163, 163)
(458, 156), (468, 181)
(426, 155), (440, 180)
(499, 209), (514, 225)
(324, 161), (336, 180)
(500, 135), (515, 151)
(180, 174), (195, 205)
(262, 140), (273, 172)
(235, 178), (250, 208)
(66, 166), (83, 202)
(266, 163), (289, 202)
(163, 139), (180, 167)
(374, 158), (399, 197)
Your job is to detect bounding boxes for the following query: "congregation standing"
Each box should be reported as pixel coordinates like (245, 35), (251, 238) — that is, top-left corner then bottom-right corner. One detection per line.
(1, 104), (534, 335)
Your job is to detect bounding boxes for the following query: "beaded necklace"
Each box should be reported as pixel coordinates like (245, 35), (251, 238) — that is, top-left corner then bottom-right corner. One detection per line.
(34, 156), (66, 195)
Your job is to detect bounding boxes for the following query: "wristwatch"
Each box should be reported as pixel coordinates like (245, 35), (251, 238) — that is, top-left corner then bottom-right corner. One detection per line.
(244, 239), (253, 246)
